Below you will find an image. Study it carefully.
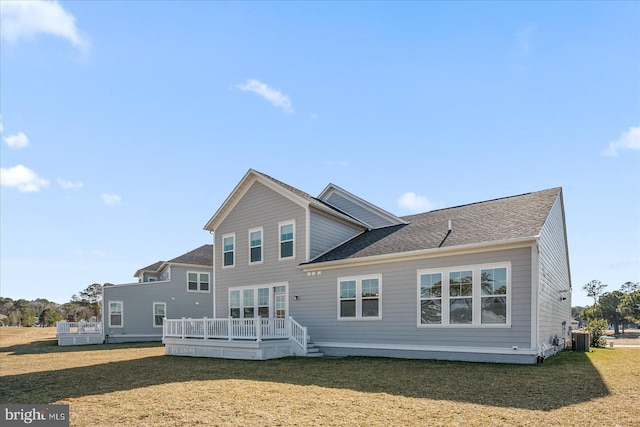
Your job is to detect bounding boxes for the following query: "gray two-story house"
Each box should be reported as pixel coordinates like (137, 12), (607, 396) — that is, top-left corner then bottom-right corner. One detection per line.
(102, 244), (213, 343)
(162, 169), (572, 364)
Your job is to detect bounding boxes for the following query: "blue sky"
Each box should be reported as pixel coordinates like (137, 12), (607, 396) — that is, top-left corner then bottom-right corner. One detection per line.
(1, 1), (638, 308)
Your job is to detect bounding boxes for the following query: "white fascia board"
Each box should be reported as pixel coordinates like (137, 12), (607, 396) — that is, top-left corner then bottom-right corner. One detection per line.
(167, 263), (213, 270)
(204, 169), (310, 231)
(104, 280), (172, 289)
(203, 169), (256, 231)
(301, 236), (538, 272)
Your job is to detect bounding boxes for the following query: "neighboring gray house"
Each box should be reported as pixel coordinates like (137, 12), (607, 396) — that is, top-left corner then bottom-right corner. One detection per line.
(101, 244), (213, 343)
(162, 169), (572, 364)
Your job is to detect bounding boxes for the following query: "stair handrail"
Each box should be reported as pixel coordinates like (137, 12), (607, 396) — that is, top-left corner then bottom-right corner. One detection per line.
(288, 316), (307, 354)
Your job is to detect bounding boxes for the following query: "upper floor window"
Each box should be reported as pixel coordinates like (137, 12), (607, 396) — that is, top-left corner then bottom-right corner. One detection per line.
(279, 220), (295, 260)
(223, 233), (235, 267)
(338, 274), (382, 320)
(249, 227), (263, 264)
(418, 263), (510, 327)
(109, 301), (123, 327)
(188, 272), (210, 292)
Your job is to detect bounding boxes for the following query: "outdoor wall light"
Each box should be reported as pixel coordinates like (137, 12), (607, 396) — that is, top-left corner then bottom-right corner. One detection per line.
(294, 295), (299, 301)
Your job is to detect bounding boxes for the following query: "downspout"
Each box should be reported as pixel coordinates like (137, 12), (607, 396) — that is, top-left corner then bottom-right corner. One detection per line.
(531, 241), (540, 358)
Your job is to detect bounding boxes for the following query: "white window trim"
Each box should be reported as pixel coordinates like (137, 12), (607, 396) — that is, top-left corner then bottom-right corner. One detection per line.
(248, 227), (264, 265)
(278, 220), (296, 261)
(337, 274), (382, 321)
(222, 232), (235, 268)
(228, 283), (288, 319)
(187, 271), (210, 293)
(109, 301), (123, 328)
(417, 262), (511, 328)
(153, 302), (166, 328)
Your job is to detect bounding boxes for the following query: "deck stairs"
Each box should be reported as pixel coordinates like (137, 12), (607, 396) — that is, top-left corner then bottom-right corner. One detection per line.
(304, 341), (323, 357)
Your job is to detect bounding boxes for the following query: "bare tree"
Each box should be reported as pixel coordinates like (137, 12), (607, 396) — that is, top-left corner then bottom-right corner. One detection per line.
(582, 280), (607, 305)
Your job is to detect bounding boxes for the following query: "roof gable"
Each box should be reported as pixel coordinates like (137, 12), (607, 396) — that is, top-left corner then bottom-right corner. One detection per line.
(318, 184), (407, 229)
(134, 244), (213, 277)
(203, 169), (366, 231)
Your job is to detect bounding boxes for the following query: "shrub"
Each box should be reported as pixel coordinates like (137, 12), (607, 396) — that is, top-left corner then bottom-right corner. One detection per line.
(586, 319), (608, 348)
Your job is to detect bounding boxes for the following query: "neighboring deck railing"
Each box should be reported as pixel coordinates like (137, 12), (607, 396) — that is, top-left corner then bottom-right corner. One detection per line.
(56, 321), (102, 336)
(163, 317), (307, 353)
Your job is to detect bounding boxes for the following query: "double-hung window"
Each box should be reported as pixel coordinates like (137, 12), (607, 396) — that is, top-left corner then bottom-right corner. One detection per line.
(279, 221), (295, 260)
(109, 301), (123, 327)
(153, 302), (166, 327)
(223, 233), (235, 267)
(249, 227), (263, 264)
(338, 275), (381, 320)
(418, 263), (510, 327)
(187, 272), (210, 292)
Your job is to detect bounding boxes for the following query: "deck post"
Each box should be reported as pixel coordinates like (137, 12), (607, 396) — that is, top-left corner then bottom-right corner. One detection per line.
(181, 317), (186, 339)
(256, 316), (262, 342)
(78, 321), (83, 334)
(203, 317), (208, 340)
(228, 317), (232, 341)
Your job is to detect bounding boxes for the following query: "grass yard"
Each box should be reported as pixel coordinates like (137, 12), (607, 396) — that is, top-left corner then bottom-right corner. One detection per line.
(1, 328), (639, 426)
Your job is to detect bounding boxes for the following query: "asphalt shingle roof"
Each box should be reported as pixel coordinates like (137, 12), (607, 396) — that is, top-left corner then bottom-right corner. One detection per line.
(167, 244), (213, 266)
(309, 187), (561, 263)
(136, 244), (213, 275)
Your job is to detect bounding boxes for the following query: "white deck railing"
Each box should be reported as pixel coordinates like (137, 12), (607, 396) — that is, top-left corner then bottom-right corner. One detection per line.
(56, 321), (102, 336)
(163, 317), (307, 353)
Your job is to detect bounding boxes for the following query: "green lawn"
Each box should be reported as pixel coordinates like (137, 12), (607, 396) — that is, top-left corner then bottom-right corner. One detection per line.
(1, 327), (639, 426)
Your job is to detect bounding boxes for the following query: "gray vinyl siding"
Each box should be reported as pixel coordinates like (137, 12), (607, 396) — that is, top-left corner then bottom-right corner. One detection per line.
(293, 247), (533, 350)
(214, 181), (307, 317)
(309, 209), (364, 260)
(325, 193), (396, 229)
(103, 266), (213, 342)
(537, 194), (572, 346)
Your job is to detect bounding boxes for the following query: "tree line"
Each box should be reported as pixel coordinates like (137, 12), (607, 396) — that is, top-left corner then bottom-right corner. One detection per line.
(575, 280), (640, 346)
(0, 283), (112, 327)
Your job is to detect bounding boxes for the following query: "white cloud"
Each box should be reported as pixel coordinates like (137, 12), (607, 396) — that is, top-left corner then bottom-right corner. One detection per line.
(101, 193), (121, 205)
(3, 132), (29, 148)
(0, 164), (50, 192)
(0, 0), (89, 50)
(602, 126), (640, 156)
(236, 79), (294, 115)
(398, 192), (436, 213)
(58, 178), (83, 189)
